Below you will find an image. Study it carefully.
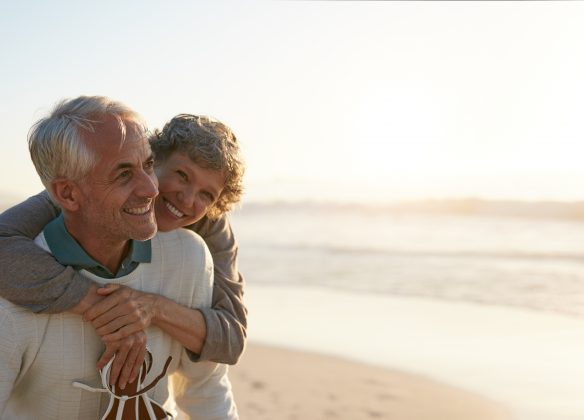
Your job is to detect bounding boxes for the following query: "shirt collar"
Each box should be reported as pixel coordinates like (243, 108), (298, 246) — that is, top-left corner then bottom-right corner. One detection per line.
(43, 214), (151, 278)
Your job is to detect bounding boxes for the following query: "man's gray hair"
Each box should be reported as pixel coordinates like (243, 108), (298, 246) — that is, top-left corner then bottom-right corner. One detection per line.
(28, 96), (146, 195)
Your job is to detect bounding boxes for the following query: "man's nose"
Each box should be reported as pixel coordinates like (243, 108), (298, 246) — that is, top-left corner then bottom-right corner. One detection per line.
(136, 170), (159, 198)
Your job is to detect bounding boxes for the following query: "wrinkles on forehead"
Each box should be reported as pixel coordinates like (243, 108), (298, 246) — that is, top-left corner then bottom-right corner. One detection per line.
(81, 114), (146, 153)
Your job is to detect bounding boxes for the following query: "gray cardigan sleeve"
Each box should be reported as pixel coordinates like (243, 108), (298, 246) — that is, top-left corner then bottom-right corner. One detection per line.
(188, 215), (247, 365)
(0, 191), (93, 313)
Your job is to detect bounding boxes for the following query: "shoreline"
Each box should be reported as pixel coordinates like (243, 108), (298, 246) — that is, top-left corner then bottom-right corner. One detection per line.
(230, 343), (510, 420)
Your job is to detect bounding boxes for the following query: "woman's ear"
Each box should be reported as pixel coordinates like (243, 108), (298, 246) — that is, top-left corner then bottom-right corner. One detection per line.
(49, 178), (82, 211)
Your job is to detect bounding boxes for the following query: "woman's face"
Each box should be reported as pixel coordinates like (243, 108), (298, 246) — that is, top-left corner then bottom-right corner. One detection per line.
(154, 152), (225, 232)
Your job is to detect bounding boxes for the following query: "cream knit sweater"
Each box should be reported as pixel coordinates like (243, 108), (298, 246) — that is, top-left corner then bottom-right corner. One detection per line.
(0, 229), (237, 419)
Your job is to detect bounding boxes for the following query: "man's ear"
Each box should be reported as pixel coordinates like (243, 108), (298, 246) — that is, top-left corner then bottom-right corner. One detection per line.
(49, 178), (83, 211)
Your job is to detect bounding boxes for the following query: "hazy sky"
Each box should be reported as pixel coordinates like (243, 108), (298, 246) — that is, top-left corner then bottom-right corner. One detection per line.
(1, 1), (584, 203)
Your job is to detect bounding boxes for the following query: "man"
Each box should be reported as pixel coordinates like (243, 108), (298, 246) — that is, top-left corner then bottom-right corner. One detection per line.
(0, 96), (237, 419)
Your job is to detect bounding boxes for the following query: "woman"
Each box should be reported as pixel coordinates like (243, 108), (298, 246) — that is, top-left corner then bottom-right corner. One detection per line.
(0, 113), (247, 387)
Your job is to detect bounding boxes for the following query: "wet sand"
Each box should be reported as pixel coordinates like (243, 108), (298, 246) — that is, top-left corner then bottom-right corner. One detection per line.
(230, 343), (509, 420)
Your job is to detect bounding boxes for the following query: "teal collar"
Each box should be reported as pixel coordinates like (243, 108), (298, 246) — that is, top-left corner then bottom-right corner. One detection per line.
(43, 214), (151, 278)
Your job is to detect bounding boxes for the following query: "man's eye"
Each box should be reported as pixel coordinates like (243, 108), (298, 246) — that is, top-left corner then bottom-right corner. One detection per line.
(144, 160), (155, 171)
(118, 171), (132, 180)
(177, 170), (188, 181)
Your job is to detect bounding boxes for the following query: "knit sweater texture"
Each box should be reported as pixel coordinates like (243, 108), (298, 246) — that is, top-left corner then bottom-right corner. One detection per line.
(0, 229), (237, 419)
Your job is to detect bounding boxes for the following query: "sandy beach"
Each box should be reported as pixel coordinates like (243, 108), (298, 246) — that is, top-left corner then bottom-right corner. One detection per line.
(231, 343), (509, 420)
(238, 285), (584, 420)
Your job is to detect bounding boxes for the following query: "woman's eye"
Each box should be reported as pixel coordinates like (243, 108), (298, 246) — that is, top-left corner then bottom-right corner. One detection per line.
(177, 170), (188, 181)
(202, 192), (215, 203)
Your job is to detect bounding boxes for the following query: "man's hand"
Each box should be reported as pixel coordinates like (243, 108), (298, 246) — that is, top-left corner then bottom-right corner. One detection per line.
(84, 284), (158, 342)
(71, 284), (149, 388)
(96, 331), (147, 389)
(86, 285), (153, 389)
(69, 283), (103, 315)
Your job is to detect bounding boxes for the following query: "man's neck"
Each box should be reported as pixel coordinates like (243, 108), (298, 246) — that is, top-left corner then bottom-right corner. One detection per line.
(63, 217), (130, 275)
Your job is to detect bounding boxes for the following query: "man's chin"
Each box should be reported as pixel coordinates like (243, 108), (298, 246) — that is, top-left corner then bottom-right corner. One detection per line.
(130, 224), (158, 241)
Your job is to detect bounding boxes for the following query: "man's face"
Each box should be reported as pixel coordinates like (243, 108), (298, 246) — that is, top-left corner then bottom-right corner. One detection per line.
(77, 115), (159, 243)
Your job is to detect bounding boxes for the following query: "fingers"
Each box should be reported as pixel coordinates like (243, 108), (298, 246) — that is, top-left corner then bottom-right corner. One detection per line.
(84, 290), (127, 322)
(118, 346), (138, 390)
(96, 283), (121, 296)
(92, 304), (142, 331)
(97, 332), (147, 390)
(93, 303), (149, 336)
(90, 306), (126, 330)
(85, 287), (151, 328)
(96, 346), (116, 371)
(109, 343), (130, 388)
(101, 321), (142, 342)
(90, 290), (154, 334)
(95, 314), (133, 337)
(120, 336), (147, 388)
(130, 343), (147, 384)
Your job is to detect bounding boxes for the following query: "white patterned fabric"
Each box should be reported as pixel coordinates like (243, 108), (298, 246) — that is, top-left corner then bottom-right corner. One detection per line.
(0, 230), (238, 419)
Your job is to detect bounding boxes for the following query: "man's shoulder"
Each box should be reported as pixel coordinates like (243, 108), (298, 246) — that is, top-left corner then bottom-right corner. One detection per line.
(148, 230), (214, 306)
(152, 229), (206, 250)
(150, 229), (211, 266)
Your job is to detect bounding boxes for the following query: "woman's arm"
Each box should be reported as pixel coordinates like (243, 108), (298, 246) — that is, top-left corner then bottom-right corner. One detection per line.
(189, 214), (247, 364)
(88, 213), (248, 365)
(0, 191), (92, 312)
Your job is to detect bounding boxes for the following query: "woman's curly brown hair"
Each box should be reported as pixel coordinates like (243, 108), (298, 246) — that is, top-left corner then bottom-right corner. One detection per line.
(150, 114), (245, 220)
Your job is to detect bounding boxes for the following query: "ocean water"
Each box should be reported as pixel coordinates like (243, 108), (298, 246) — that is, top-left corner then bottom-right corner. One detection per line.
(230, 202), (584, 317)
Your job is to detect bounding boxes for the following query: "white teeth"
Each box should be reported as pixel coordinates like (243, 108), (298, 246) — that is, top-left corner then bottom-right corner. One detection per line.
(165, 200), (184, 218)
(125, 205), (151, 215)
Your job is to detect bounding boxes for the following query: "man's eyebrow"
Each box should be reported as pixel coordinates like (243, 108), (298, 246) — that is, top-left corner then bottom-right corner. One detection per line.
(113, 162), (134, 171)
(113, 155), (155, 171)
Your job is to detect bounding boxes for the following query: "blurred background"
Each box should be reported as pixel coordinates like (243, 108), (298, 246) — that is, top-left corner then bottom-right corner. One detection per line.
(3, 0), (584, 321)
(2, 2), (584, 419)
